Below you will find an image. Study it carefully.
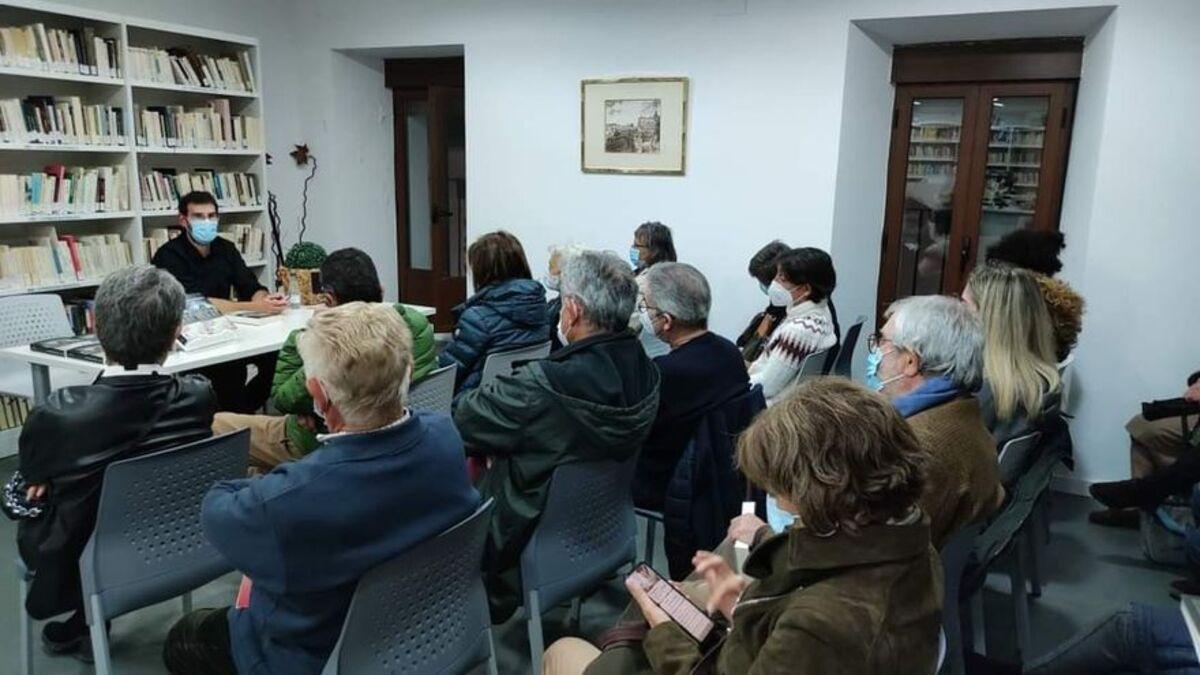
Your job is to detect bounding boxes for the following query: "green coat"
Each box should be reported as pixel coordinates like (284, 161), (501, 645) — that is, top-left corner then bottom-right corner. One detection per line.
(270, 303), (437, 454)
(453, 331), (661, 622)
(637, 518), (943, 675)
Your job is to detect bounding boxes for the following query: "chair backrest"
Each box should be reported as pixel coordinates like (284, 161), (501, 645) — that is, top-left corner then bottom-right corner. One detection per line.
(1057, 351), (1076, 414)
(938, 520), (983, 675)
(407, 364), (456, 415)
(998, 431), (1043, 487)
(520, 457), (637, 610)
(479, 341), (551, 387)
(324, 499), (496, 675)
(797, 348), (831, 381)
(0, 294), (72, 348)
(833, 315), (867, 379)
(80, 430), (250, 623)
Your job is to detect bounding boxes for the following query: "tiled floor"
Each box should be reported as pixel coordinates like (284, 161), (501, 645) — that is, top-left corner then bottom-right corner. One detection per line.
(0, 454), (1186, 674)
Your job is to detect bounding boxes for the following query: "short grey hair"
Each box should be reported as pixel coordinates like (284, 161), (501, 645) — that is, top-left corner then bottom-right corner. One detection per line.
(885, 295), (983, 391)
(560, 250), (637, 333)
(95, 265), (185, 367)
(641, 262), (710, 329)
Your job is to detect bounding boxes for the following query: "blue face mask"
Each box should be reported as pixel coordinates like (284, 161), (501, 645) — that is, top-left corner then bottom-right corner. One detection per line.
(629, 247), (640, 269)
(865, 347), (884, 391)
(189, 218), (219, 245)
(766, 494), (795, 533)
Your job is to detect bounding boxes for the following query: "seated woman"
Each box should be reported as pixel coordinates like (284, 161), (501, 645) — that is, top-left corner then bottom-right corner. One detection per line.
(962, 261), (1062, 448)
(735, 240), (789, 362)
(2, 266), (216, 662)
(439, 230), (549, 398)
(985, 229), (1084, 363)
(629, 221), (678, 359)
(542, 378), (942, 674)
(746, 247), (838, 405)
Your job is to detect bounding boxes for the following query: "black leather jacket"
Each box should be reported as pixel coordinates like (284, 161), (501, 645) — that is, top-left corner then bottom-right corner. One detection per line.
(15, 371), (215, 618)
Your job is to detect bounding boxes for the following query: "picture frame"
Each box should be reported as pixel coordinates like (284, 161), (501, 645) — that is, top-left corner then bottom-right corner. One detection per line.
(581, 77), (689, 175)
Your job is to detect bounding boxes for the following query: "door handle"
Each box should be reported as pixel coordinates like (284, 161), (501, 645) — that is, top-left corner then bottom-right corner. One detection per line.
(431, 206), (453, 221)
(960, 234), (972, 275)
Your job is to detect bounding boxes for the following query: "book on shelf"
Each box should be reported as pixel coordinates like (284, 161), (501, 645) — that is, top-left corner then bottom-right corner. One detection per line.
(217, 223), (264, 260)
(0, 96), (125, 146)
(0, 394), (32, 431)
(140, 168), (260, 212)
(134, 100), (262, 151)
(29, 334), (104, 362)
(0, 164), (130, 217)
(0, 23), (120, 77)
(0, 227), (132, 290)
(142, 226), (180, 261)
(64, 298), (96, 335)
(128, 46), (254, 92)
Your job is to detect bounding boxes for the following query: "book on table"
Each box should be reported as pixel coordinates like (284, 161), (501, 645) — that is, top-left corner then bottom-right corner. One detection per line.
(29, 335), (103, 362)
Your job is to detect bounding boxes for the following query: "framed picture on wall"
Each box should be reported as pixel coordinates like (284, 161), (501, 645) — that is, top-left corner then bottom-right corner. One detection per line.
(581, 77), (688, 175)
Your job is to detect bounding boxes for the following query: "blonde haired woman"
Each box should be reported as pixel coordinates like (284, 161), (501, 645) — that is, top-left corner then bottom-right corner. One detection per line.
(963, 260), (1062, 447)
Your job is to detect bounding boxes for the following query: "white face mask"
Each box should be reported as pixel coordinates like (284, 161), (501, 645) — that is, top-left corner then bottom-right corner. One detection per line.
(767, 280), (793, 308)
(543, 275), (560, 292)
(557, 299), (572, 345)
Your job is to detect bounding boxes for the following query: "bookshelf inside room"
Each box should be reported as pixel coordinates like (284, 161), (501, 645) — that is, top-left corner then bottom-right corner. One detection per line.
(0, 0), (268, 312)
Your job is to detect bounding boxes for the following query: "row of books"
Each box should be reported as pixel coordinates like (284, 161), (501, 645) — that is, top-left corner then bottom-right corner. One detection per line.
(0, 23), (121, 78)
(142, 225), (177, 261)
(134, 100), (262, 150)
(0, 165), (130, 218)
(128, 46), (255, 92)
(140, 169), (260, 212)
(0, 96), (126, 146)
(217, 223), (265, 261)
(0, 230), (133, 289)
(0, 395), (32, 431)
(64, 298), (96, 335)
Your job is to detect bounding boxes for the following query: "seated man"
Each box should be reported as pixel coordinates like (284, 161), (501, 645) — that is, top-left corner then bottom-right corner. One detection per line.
(213, 247), (437, 470)
(2, 266), (216, 662)
(163, 302), (479, 675)
(730, 295), (1003, 550)
(454, 250), (661, 623)
(152, 190), (287, 413)
(632, 262), (748, 511)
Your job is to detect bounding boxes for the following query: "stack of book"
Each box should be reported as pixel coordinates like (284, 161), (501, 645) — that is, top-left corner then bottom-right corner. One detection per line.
(140, 169), (259, 211)
(0, 96), (126, 146)
(128, 46), (255, 92)
(64, 297), (96, 335)
(142, 226), (178, 260)
(0, 227), (132, 289)
(218, 223), (264, 261)
(0, 23), (121, 77)
(0, 395), (32, 432)
(134, 100), (262, 150)
(0, 165), (130, 218)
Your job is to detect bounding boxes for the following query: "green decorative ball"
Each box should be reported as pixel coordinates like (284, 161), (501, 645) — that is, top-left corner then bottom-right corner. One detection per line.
(284, 242), (327, 269)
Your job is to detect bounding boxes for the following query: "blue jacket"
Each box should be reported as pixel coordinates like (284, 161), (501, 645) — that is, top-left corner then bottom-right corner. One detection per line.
(202, 412), (480, 675)
(439, 278), (549, 396)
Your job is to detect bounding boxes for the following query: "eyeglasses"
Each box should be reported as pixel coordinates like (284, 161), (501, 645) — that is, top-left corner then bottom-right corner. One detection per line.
(866, 331), (893, 353)
(636, 298), (661, 315)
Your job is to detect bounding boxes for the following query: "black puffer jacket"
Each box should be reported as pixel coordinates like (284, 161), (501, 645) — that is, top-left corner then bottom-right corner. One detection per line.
(439, 278), (549, 397)
(14, 371), (215, 618)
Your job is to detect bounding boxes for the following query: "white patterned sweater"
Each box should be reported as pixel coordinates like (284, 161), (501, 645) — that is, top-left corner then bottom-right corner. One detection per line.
(747, 300), (837, 405)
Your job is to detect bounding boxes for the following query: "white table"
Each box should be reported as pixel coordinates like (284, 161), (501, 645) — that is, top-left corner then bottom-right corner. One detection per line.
(0, 304), (436, 405)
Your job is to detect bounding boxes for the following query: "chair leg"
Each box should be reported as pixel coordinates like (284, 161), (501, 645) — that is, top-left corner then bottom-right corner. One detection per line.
(1008, 553), (1032, 663)
(486, 629), (499, 675)
(19, 571), (33, 675)
(182, 591), (193, 615)
(1023, 531), (1043, 598)
(969, 590), (986, 657)
(88, 595), (112, 675)
(527, 590), (544, 675)
(570, 597), (582, 632)
(942, 595), (965, 675)
(644, 518), (657, 567)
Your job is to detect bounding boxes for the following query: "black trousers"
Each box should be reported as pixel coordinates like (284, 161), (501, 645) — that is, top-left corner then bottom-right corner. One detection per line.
(163, 607), (237, 675)
(197, 353), (277, 414)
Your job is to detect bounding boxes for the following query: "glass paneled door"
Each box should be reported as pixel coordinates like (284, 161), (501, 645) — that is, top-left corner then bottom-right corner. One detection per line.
(877, 81), (1075, 318)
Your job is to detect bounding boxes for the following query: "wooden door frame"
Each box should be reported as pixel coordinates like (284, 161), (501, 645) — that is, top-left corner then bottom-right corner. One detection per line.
(876, 83), (983, 321)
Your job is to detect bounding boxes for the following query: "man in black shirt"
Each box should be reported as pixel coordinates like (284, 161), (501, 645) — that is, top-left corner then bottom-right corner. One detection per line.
(153, 191), (286, 412)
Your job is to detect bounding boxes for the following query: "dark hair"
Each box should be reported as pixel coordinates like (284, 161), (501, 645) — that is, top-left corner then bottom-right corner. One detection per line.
(468, 230), (532, 289)
(178, 190), (219, 216)
(319, 248), (384, 305)
(634, 221), (677, 268)
(985, 230), (1066, 276)
(777, 247), (836, 302)
(748, 240), (790, 286)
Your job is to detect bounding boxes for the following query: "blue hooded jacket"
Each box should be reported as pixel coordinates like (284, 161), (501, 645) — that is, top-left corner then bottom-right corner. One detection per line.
(439, 278), (549, 397)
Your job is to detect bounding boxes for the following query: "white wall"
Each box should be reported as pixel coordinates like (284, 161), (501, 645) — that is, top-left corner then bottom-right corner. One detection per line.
(50, 0), (1200, 487)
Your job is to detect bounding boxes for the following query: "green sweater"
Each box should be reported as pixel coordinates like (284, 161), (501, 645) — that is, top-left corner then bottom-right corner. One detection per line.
(270, 303), (437, 454)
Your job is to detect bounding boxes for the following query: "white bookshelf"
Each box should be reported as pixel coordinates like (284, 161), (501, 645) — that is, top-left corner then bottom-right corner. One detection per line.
(0, 0), (270, 300)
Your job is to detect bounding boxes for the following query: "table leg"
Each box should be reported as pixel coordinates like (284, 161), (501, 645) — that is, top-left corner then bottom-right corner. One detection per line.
(31, 364), (50, 405)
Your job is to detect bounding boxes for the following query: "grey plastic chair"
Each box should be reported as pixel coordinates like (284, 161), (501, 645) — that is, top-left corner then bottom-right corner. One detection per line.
(322, 499), (498, 675)
(832, 315), (867, 379)
(0, 294), (76, 400)
(478, 341), (551, 388)
(76, 429), (250, 675)
(408, 364), (457, 415)
(520, 457), (638, 675)
(998, 431), (1043, 488)
(796, 348), (831, 382)
(938, 521), (984, 675)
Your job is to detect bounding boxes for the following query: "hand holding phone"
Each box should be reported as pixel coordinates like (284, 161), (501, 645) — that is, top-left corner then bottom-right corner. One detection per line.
(627, 563), (716, 643)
